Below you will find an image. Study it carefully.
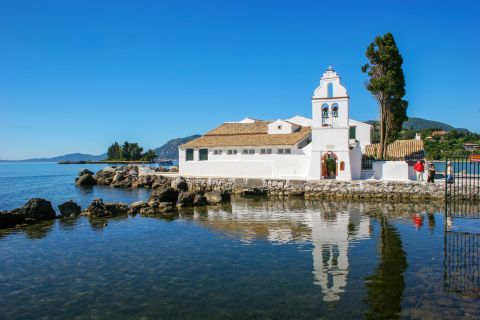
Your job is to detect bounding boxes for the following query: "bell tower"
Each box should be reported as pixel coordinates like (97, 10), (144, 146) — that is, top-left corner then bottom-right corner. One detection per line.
(309, 66), (353, 181)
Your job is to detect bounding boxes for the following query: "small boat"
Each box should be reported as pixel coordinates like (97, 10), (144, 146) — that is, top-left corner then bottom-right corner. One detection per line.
(156, 159), (173, 166)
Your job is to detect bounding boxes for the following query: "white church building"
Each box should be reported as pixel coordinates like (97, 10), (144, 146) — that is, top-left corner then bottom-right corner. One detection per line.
(179, 67), (375, 181)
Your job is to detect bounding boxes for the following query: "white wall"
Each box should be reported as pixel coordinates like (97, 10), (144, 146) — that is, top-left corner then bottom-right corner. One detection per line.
(349, 119), (372, 151)
(179, 146), (310, 179)
(267, 120), (299, 134)
(373, 161), (414, 181)
(349, 147), (362, 180)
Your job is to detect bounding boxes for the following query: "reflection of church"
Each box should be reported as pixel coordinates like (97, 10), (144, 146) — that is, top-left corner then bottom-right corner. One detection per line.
(305, 208), (371, 301)
(195, 199), (372, 302)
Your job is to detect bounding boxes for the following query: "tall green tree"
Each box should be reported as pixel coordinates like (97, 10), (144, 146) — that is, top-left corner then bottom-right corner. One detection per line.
(362, 33), (408, 159)
(107, 142), (121, 160)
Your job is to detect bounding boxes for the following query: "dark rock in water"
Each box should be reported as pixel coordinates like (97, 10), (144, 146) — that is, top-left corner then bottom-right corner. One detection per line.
(139, 207), (156, 215)
(0, 198), (56, 228)
(0, 210), (27, 228)
(79, 168), (94, 176)
(158, 202), (174, 213)
(221, 190), (231, 202)
(85, 199), (111, 217)
(128, 201), (148, 214)
(205, 191), (222, 204)
(104, 202), (129, 215)
(193, 194), (208, 206)
(240, 188), (266, 196)
(173, 177), (189, 192)
(149, 187), (179, 206)
(58, 200), (81, 217)
(76, 173), (97, 186)
(20, 198), (56, 221)
(176, 191), (195, 207)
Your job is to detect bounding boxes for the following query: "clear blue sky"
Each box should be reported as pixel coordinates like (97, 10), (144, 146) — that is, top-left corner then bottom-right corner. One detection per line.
(1, 0), (479, 159)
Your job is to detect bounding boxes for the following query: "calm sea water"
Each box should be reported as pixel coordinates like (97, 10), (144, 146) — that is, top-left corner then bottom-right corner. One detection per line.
(0, 163), (479, 319)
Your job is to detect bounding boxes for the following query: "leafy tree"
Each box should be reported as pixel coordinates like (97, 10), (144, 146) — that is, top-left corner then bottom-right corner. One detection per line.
(142, 149), (157, 161)
(362, 33), (408, 159)
(107, 142), (121, 160)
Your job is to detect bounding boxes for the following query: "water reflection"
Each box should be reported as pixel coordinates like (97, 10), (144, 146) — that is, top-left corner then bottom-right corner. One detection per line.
(194, 198), (441, 303)
(365, 217), (407, 319)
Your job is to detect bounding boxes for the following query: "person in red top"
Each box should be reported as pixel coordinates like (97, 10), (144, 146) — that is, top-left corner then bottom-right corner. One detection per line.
(413, 160), (424, 182)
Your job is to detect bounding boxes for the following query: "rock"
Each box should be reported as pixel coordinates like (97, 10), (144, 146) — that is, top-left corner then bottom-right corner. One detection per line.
(127, 201), (148, 214)
(240, 188), (266, 196)
(58, 200), (81, 217)
(221, 190), (231, 202)
(111, 179), (131, 188)
(152, 176), (172, 190)
(139, 207), (156, 215)
(149, 187), (179, 206)
(0, 210), (26, 228)
(79, 168), (94, 176)
(176, 191), (195, 207)
(205, 191), (222, 204)
(104, 202), (129, 215)
(76, 173), (97, 186)
(158, 202), (174, 213)
(0, 198), (56, 228)
(85, 199), (111, 217)
(173, 177), (189, 192)
(194, 194), (208, 206)
(130, 201), (148, 210)
(103, 166), (117, 174)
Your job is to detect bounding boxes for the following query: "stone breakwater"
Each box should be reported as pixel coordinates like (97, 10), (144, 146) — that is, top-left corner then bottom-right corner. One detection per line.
(181, 178), (446, 201)
(75, 165), (446, 201)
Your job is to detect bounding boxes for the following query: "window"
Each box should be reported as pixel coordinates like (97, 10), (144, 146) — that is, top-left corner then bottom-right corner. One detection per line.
(277, 125), (282, 130)
(349, 126), (356, 139)
(249, 149), (255, 154)
(199, 149), (208, 161)
(186, 149), (194, 161)
(322, 103), (329, 118)
(332, 103), (339, 117)
(260, 149), (266, 154)
(227, 149), (237, 155)
(327, 82), (333, 98)
(266, 149), (272, 154)
(285, 148), (291, 154)
(214, 150), (222, 155)
(278, 149), (284, 154)
(242, 149), (249, 154)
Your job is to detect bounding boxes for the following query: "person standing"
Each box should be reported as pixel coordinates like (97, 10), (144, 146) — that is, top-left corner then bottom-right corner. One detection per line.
(427, 163), (436, 183)
(446, 161), (454, 184)
(414, 160), (425, 182)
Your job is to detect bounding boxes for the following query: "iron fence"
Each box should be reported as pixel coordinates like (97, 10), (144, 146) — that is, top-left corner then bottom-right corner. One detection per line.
(444, 231), (480, 293)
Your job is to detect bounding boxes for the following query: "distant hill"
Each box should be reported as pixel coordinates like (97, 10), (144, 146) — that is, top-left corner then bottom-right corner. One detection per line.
(0, 153), (107, 162)
(366, 117), (471, 133)
(154, 135), (201, 160)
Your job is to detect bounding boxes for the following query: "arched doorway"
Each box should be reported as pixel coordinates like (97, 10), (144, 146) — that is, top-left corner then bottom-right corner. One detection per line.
(321, 152), (338, 179)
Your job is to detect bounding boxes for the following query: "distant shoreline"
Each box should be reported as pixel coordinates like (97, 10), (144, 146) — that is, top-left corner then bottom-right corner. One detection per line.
(58, 160), (174, 165)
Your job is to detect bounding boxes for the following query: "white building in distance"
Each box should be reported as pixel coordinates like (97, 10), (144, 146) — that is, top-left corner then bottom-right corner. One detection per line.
(179, 67), (373, 181)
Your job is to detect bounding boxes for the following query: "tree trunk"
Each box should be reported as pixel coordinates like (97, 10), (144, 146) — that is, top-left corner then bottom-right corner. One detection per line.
(378, 102), (387, 159)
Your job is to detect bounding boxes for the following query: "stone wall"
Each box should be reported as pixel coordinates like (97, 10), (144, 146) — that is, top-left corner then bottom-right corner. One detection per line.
(181, 177), (445, 201)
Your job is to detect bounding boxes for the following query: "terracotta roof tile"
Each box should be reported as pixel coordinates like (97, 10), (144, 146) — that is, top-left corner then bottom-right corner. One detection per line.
(180, 122), (311, 148)
(364, 139), (424, 159)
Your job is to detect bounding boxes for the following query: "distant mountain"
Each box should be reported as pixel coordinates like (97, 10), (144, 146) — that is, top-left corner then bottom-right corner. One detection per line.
(366, 117), (471, 133)
(154, 135), (201, 160)
(0, 153), (107, 162)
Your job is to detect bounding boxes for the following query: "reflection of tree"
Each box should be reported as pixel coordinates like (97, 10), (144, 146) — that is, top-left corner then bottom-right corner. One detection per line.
(365, 217), (407, 320)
